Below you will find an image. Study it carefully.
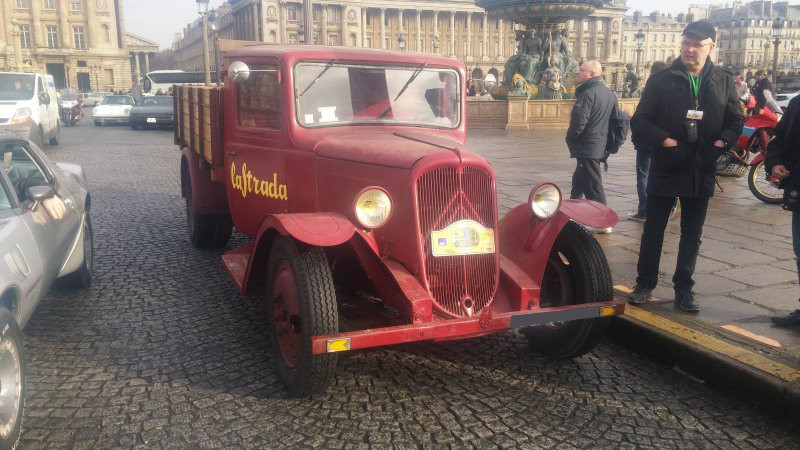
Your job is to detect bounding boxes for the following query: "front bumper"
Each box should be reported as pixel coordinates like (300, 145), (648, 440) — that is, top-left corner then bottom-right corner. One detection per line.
(311, 301), (625, 354)
(94, 116), (130, 124)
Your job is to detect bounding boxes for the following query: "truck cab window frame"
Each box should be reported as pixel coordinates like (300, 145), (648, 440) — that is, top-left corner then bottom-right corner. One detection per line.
(236, 64), (281, 131)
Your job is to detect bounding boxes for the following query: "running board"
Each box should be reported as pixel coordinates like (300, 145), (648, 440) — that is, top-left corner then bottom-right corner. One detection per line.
(221, 243), (252, 294)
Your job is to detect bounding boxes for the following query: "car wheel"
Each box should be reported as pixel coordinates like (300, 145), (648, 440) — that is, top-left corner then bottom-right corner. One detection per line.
(183, 171), (232, 248)
(49, 122), (60, 145)
(59, 213), (93, 288)
(266, 236), (338, 397)
(0, 307), (24, 450)
(522, 222), (612, 359)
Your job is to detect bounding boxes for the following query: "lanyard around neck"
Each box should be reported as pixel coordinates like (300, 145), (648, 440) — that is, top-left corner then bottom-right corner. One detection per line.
(688, 73), (701, 109)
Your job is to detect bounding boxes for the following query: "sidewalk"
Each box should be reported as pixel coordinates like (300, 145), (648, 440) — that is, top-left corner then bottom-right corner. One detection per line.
(469, 128), (800, 421)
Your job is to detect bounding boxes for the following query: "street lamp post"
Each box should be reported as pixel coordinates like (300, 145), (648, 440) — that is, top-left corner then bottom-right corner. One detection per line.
(197, 0), (212, 86)
(208, 11), (221, 85)
(772, 18), (784, 85)
(635, 29), (645, 76)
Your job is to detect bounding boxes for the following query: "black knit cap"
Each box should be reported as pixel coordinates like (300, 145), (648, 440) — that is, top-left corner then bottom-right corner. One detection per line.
(683, 20), (717, 42)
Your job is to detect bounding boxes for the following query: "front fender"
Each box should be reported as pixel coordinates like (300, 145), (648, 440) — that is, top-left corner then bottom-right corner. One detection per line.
(499, 200), (617, 296)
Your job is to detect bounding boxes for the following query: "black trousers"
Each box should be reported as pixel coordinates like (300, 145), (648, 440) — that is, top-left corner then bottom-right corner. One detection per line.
(570, 158), (606, 204)
(636, 195), (710, 292)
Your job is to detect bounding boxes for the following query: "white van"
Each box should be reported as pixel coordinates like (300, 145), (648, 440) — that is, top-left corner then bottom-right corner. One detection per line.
(0, 72), (60, 146)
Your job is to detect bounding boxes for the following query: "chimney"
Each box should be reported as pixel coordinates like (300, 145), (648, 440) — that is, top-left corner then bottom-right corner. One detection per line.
(650, 11), (659, 22)
(634, 10), (642, 24)
(760, 1), (766, 16)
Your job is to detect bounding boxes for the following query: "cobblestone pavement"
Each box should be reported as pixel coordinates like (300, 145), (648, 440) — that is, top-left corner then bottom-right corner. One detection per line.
(18, 122), (800, 448)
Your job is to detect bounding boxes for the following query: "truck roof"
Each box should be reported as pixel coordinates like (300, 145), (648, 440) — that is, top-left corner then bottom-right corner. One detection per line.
(226, 45), (466, 70)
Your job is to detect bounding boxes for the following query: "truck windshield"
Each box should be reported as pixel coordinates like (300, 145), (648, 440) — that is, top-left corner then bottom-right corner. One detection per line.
(0, 74), (35, 101)
(294, 62), (460, 128)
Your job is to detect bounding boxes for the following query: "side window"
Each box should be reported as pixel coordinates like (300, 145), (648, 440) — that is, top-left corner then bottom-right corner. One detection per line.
(237, 65), (281, 130)
(37, 77), (46, 98)
(2, 143), (50, 202)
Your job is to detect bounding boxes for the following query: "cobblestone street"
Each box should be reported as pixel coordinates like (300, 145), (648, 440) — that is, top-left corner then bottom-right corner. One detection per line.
(18, 120), (800, 448)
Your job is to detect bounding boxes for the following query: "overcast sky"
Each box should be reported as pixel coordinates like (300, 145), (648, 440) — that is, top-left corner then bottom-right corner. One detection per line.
(123, 0), (799, 51)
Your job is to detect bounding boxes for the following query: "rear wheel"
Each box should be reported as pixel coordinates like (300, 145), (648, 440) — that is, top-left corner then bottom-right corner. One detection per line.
(748, 161), (783, 204)
(183, 170), (232, 248)
(523, 222), (612, 359)
(0, 308), (24, 450)
(266, 237), (338, 397)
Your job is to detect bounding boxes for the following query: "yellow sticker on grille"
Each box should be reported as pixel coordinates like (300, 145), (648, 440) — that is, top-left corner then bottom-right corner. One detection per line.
(431, 219), (495, 257)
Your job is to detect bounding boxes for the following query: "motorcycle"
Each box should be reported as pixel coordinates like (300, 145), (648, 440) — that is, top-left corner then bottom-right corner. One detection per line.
(716, 94), (756, 179)
(64, 98), (84, 127)
(737, 108), (783, 204)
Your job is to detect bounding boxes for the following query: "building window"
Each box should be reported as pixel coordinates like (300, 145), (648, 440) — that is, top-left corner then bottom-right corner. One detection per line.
(19, 24), (31, 48)
(622, 49), (627, 61)
(328, 34), (339, 46)
(73, 26), (86, 49)
(43, 0), (56, 9)
(237, 65), (280, 130)
(288, 33), (298, 44)
(597, 20), (604, 32)
(366, 37), (372, 48)
(287, 5), (297, 21)
(101, 24), (111, 43)
(15, 0), (28, 8)
(77, 60), (87, 67)
(329, 7), (339, 24)
(313, 7), (320, 22)
(582, 21), (589, 31)
(70, 0), (81, 11)
(366, 13), (371, 26)
(46, 25), (59, 48)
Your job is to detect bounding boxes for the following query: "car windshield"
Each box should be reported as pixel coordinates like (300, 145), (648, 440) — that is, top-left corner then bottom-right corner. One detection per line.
(0, 74), (35, 101)
(294, 62), (460, 128)
(138, 97), (172, 106)
(101, 96), (133, 105)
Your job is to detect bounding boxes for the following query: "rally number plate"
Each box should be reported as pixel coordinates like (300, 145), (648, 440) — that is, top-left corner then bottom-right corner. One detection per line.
(431, 219), (495, 257)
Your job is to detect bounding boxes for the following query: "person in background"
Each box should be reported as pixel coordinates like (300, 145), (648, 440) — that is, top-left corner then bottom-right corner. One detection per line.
(735, 75), (749, 99)
(628, 61), (669, 222)
(626, 20), (743, 312)
(468, 83), (476, 97)
(753, 72), (782, 116)
(566, 60), (617, 233)
(765, 95), (800, 327)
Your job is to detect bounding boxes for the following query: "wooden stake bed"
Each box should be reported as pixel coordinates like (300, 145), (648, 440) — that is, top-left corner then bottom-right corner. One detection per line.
(174, 84), (224, 168)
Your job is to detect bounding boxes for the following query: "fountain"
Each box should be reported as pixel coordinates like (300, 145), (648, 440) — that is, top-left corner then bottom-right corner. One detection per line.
(477, 0), (607, 99)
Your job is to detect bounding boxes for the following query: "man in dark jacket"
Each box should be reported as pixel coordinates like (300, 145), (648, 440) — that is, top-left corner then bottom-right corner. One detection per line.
(566, 61), (617, 222)
(765, 95), (800, 326)
(627, 20), (744, 312)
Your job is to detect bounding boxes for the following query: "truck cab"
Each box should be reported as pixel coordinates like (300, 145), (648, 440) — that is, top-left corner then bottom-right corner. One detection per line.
(176, 45), (622, 396)
(0, 72), (60, 147)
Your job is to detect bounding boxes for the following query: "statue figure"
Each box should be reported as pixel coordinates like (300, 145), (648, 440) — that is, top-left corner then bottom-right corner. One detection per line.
(543, 29), (579, 83)
(622, 64), (641, 98)
(540, 67), (565, 100)
(508, 74), (530, 98)
(504, 30), (544, 86)
(432, 33), (440, 52)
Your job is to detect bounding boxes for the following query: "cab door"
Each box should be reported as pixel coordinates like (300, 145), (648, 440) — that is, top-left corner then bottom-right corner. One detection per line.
(224, 59), (289, 237)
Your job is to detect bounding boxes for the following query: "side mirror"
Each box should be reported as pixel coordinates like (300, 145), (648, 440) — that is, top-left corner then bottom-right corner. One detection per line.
(39, 93), (51, 105)
(26, 185), (55, 206)
(229, 61), (251, 84)
(483, 74), (497, 90)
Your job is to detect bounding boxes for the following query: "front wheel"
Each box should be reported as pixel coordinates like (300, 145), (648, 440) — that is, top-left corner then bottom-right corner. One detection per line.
(266, 237), (338, 397)
(522, 222), (612, 359)
(748, 161), (783, 204)
(0, 308), (24, 450)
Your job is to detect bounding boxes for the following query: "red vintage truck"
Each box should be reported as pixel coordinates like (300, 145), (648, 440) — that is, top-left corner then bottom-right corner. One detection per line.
(175, 45), (623, 396)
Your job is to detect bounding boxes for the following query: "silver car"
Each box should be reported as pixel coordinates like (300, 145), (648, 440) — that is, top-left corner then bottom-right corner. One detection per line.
(0, 133), (92, 448)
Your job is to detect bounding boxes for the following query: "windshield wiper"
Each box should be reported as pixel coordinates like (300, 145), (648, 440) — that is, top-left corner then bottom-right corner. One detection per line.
(377, 63), (427, 120)
(297, 59), (337, 98)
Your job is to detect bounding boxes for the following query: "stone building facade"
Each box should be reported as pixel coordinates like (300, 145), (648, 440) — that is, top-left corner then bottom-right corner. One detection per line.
(0, 0), (133, 92)
(709, 0), (800, 77)
(621, 11), (695, 78)
(173, 0), (630, 91)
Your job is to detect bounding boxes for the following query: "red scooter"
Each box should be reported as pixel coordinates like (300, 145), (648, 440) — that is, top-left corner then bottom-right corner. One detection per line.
(66, 98), (84, 126)
(736, 108), (782, 204)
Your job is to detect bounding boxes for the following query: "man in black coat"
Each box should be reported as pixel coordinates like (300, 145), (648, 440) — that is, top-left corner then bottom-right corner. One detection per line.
(566, 60), (617, 214)
(627, 20), (744, 312)
(765, 95), (800, 326)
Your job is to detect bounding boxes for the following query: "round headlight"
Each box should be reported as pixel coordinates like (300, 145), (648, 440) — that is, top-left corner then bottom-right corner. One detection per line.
(529, 183), (561, 219)
(354, 188), (392, 229)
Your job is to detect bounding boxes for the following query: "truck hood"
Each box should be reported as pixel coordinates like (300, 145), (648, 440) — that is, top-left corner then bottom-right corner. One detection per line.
(0, 103), (24, 120)
(315, 132), (464, 169)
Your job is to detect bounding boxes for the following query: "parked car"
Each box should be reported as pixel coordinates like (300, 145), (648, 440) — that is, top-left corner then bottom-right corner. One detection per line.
(0, 72), (60, 147)
(92, 95), (135, 126)
(77, 92), (107, 107)
(776, 90), (799, 112)
(130, 96), (174, 130)
(0, 133), (93, 448)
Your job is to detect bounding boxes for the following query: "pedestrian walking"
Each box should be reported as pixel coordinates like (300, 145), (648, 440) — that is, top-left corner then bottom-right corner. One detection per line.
(753, 72), (782, 115)
(628, 61), (669, 222)
(627, 20), (744, 312)
(765, 95), (800, 327)
(566, 60), (617, 233)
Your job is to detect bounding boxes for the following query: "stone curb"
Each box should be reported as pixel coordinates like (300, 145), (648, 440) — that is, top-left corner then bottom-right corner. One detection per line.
(609, 315), (800, 425)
